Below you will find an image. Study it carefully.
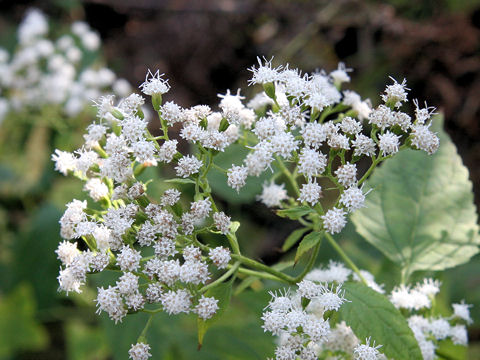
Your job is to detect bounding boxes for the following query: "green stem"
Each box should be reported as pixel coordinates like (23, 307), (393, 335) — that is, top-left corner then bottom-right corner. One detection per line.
(275, 156), (300, 197)
(324, 232), (368, 285)
(231, 254), (296, 284)
(200, 261), (241, 293)
(358, 156), (380, 185)
(137, 314), (154, 342)
(235, 267), (287, 282)
(157, 111), (170, 140)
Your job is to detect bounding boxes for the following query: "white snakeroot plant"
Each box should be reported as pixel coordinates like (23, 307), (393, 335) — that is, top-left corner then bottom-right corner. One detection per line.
(50, 57), (472, 360)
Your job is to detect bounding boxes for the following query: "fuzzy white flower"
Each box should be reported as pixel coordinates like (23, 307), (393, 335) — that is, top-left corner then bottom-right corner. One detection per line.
(258, 182), (288, 207)
(128, 342), (151, 360)
(227, 165), (248, 192)
(140, 70), (170, 95)
(298, 148), (327, 178)
(175, 155), (202, 178)
(248, 56), (283, 85)
(381, 77), (409, 108)
(378, 131), (401, 155)
(195, 295), (219, 319)
(298, 182), (322, 206)
(321, 208), (347, 234)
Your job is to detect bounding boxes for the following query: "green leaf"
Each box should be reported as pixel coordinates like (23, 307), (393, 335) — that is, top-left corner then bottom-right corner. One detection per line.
(276, 206), (313, 220)
(165, 178), (196, 185)
(197, 277), (234, 348)
(339, 282), (422, 359)
(0, 284), (48, 357)
(282, 227), (309, 252)
(295, 231), (321, 263)
(351, 119), (479, 278)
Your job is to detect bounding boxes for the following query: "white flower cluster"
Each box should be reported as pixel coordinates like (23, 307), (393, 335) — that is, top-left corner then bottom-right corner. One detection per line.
(52, 80), (241, 357)
(262, 279), (387, 360)
(52, 59), (445, 359)
(236, 58), (439, 235)
(389, 279), (472, 360)
(0, 9), (130, 123)
(261, 281), (347, 360)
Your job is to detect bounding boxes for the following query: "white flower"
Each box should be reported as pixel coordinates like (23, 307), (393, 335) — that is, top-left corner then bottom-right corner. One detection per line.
(209, 246), (231, 269)
(340, 186), (366, 211)
(340, 116), (362, 135)
(298, 182), (322, 206)
(195, 295), (219, 320)
(321, 208), (347, 234)
(353, 338), (383, 360)
(161, 101), (183, 125)
(450, 325), (468, 346)
(270, 131), (299, 159)
(84, 178), (109, 201)
(410, 124), (439, 155)
(257, 182), (288, 207)
(116, 272), (139, 295)
(452, 301), (473, 324)
(352, 134), (376, 157)
(227, 165), (248, 192)
(248, 56), (283, 85)
(335, 163), (357, 188)
(95, 286), (126, 323)
(116, 246), (142, 272)
(218, 89), (245, 125)
(52, 149), (76, 175)
(175, 155), (202, 178)
(330, 62), (351, 84)
(140, 70), (170, 95)
(128, 342), (151, 360)
(381, 77), (409, 108)
(55, 241), (79, 266)
(298, 148), (327, 178)
(369, 105), (394, 130)
(378, 131), (401, 155)
(161, 188), (181, 206)
(301, 123), (326, 149)
(161, 289), (192, 315)
(190, 198), (212, 219)
(413, 99), (436, 125)
(213, 212), (231, 234)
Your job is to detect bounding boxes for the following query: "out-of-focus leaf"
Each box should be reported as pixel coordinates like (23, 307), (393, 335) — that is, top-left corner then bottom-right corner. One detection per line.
(339, 282), (422, 359)
(282, 227), (309, 252)
(66, 320), (110, 360)
(351, 119), (479, 279)
(0, 284), (48, 357)
(276, 206), (313, 220)
(11, 204), (64, 309)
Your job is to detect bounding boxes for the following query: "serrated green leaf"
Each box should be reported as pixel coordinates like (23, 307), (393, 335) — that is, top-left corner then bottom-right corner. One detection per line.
(276, 206), (313, 220)
(295, 231), (321, 263)
(282, 227), (309, 252)
(339, 282), (422, 359)
(351, 118), (479, 278)
(197, 277), (234, 348)
(164, 178), (196, 185)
